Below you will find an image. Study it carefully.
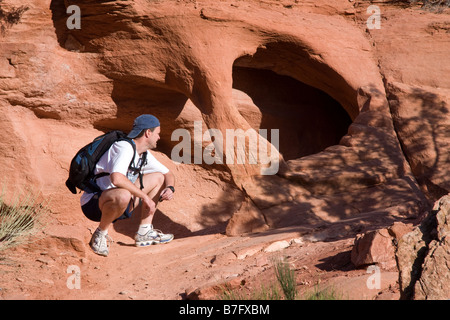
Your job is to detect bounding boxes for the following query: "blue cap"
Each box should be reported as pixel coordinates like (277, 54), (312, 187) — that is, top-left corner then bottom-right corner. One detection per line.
(127, 114), (160, 138)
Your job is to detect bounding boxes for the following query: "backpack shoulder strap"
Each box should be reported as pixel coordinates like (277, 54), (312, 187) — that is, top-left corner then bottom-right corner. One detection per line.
(120, 138), (146, 190)
(138, 151), (147, 190)
(91, 135), (137, 185)
(119, 137), (137, 167)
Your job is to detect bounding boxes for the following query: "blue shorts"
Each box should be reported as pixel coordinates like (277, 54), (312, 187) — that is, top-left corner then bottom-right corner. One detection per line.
(81, 191), (134, 222)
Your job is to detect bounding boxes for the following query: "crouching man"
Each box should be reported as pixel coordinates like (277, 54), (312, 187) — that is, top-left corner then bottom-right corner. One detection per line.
(80, 114), (175, 256)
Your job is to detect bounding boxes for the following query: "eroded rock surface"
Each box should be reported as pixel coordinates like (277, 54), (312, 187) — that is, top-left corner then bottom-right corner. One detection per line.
(397, 195), (450, 300)
(0, 0), (449, 300)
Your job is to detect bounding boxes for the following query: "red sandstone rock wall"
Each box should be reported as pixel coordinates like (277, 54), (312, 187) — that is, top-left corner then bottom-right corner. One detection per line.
(0, 0), (448, 235)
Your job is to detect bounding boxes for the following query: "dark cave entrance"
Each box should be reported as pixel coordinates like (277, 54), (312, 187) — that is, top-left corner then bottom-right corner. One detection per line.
(232, 66), (353, 161)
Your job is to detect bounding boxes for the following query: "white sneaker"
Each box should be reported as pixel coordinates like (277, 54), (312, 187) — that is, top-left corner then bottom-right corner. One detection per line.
(135, 228), (174, 247)
(89, 229), (112, 256)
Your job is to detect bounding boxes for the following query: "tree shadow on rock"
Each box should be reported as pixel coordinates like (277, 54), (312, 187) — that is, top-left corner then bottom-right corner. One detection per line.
(387, 84), (449, 201)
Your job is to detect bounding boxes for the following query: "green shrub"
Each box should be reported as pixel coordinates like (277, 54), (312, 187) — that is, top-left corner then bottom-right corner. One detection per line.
(273, 257), (297, 300)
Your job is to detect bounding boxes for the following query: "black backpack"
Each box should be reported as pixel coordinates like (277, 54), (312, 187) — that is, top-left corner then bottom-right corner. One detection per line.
(65, 130), (143, 194)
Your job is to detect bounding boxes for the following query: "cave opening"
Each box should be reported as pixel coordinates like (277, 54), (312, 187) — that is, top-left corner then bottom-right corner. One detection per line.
(232, 65), (353, 161)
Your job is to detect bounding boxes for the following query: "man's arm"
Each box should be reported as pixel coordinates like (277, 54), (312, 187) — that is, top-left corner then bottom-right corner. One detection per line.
(159, 171), (175, 201)
(110, 172), (155, 210)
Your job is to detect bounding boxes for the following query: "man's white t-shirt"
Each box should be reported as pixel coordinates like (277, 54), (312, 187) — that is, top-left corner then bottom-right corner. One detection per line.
(80, 140), (169, 206)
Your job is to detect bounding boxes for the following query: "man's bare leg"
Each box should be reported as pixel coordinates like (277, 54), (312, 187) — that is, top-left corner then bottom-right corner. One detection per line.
(134, 172), (174, 246)
(89, 188), (132, 256)
(98, 188), (133, 231)
(133, 172), (165, 225)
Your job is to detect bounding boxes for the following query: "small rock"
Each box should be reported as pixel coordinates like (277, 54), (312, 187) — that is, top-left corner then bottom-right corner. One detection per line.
(351, 228), (396, 270)
(291, 238), (305, 246)
(263, 240), (290, 253)
(388, 221), (414, 241)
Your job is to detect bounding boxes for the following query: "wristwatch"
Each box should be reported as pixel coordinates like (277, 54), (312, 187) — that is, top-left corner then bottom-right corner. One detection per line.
(167, 186), (175, 193)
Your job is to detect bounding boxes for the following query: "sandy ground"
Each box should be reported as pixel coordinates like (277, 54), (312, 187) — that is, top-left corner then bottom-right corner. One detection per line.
(0, 215), (400, 300)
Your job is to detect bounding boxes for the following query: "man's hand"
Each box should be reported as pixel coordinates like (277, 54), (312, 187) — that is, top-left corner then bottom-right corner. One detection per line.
(159, 187), (174, 202)
(142, 194), (156, 212)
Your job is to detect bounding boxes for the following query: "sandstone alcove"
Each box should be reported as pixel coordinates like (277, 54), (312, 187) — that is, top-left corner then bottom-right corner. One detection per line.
(232, 65), (352, 161)
(43, 0), (429, 239)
